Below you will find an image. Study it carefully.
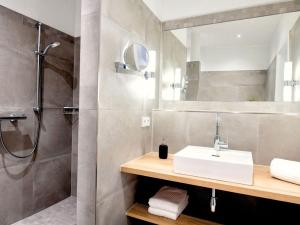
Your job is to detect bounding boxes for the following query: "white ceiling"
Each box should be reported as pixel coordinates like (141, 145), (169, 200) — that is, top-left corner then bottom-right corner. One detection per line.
(143, 0), (290, 22)
(191, 14), (284, 47)
(173, 11), (300, 47)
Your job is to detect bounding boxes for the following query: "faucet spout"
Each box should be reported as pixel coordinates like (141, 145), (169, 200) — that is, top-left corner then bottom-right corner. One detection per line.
(213, 113), (228, 155)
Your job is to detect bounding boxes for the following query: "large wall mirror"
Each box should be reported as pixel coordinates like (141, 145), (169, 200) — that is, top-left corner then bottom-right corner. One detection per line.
(161, 10), (300, 103)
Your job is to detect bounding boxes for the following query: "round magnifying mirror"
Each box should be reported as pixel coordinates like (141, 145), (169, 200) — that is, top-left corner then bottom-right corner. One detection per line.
(124, 43), (149, 71)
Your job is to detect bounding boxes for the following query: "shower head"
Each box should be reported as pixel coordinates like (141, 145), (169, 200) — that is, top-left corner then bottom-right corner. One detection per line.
(50, 42), (61, 48)
(42, 42), (61, 55)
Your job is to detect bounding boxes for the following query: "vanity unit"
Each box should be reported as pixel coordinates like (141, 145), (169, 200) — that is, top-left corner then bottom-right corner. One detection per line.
(121, 152), (300, 224)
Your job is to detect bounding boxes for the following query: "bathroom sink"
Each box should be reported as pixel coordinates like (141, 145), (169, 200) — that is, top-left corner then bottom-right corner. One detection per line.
(173, 146), (253, 185)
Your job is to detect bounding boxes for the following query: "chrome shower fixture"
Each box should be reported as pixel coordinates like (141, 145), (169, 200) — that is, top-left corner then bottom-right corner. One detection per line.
(34, 41), (61, 56)
(41, 42), (61, 56)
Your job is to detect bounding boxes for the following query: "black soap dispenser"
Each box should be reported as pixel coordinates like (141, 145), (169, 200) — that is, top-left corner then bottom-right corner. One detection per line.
(159, 139), (168, 159)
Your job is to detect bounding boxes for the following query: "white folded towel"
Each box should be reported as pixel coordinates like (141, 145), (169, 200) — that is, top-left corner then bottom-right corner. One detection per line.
(148, 196), (189, 220)
(270, 158), (300, 185)
(149, 186), (188, 213)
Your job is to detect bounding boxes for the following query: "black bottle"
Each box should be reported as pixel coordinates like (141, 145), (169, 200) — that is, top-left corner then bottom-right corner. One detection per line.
(159, 139), (168, 159)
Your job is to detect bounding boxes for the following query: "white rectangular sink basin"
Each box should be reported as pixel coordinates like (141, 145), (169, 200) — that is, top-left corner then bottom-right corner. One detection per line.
(174, 146), (254, 185)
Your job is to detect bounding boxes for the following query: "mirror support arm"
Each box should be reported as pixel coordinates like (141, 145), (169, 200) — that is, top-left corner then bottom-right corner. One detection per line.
(115, 62), (155, 79)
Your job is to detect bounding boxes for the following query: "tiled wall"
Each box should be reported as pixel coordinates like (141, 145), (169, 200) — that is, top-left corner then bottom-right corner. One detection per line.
(77, 0), (100, 224)
(198, 70), (267, 102)
(0, 5), (77, 225)
(96, 0), (161, 224)
(152, 110), (300, 165)
(71, 37), (80, 197)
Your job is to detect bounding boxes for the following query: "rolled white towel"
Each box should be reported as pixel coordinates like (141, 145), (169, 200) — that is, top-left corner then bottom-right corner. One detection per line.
(270, 158), (300, 185)
(148, 196), (189, 220)
(149, 186), (187, 213)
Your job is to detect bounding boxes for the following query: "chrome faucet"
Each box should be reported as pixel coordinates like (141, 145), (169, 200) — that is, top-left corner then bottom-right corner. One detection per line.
(213, 113), (228, 155)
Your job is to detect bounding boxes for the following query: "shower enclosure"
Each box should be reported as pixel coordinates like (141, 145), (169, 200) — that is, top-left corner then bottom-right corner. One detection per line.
(0, 22), (61, 159)
(0, 3), (80, 225)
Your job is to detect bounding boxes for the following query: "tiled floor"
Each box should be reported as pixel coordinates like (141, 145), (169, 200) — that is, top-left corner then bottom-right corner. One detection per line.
(12, 197), (76, 225)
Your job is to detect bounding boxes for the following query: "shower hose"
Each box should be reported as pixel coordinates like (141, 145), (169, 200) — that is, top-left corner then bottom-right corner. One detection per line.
(0, 112), (41, 158)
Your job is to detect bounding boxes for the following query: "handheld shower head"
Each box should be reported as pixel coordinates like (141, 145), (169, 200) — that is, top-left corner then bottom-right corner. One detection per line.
(50, 42), (61, 48)
(42, 42), (61, 55)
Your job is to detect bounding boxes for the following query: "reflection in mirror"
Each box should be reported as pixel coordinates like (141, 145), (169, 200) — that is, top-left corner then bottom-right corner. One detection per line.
(124, 43), (150, 71)
(162, 12), (300, 102)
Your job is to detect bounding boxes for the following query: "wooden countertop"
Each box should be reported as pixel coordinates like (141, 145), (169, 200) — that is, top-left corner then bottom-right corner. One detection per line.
(121, 152), (300, 205)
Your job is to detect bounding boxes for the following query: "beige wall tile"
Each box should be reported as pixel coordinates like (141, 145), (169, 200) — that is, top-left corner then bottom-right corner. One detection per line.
(97, 110), (146, 200)
(152, 111), (188, 154)
(257, 115), (300, 165)
(220, 113), (259, 158)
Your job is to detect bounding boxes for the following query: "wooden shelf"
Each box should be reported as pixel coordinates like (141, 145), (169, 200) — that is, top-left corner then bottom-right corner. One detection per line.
(121, 152), (300, 205)
(127, 203), (221, 225)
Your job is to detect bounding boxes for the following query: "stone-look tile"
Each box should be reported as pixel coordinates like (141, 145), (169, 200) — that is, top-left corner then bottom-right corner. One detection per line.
(71, 118), (79, 196)
(0, 43), (35, 108)
(81, 0), (100, 16)
(0, 163), (34, 225)
(97, 110), (145, 200)
(77, 1), (100, 224)
(73, 38), (81, 107)
(71, 152), (78, 196)
(0, 108), (35, 169)
(196, 70), (267, 102)
(152, 111), (188, 154)
(36, 109), (72, 161)
(96, 180), (136, 225)
(0, 109), (72, 165)
(71, 37), (80, 197)
(13, 197), (76, 225)
(102, 0), (147, 41)
(33, 154), (71, 212)
(185, 112), (216, 148)
(200, 71), (266, 86)
(43, 26), (75, 108)
(237, 86), (266, 102)
(77, 109), (97, 225)
(256, 115), (300, 165)
(98, 16), (145, 111)
(80, 12), (100, 110)
(95, 1), (162, 225)
(0, 6), (36, 57)
(152, 111), (215, 153)
(197, 86), (240, 102)
(142, 110), (154, 152)
(219, 114), (259, 159)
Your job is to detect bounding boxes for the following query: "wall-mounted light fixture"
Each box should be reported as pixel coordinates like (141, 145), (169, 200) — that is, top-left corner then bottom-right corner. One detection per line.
(284, 61), (293, 81)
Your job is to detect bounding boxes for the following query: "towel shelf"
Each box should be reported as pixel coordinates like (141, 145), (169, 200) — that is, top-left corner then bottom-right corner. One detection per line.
(127, 203), (220, 225)
(63, 107), (79, 115)
(121, 152), (300, 205)
(0, 113), (27, 121)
